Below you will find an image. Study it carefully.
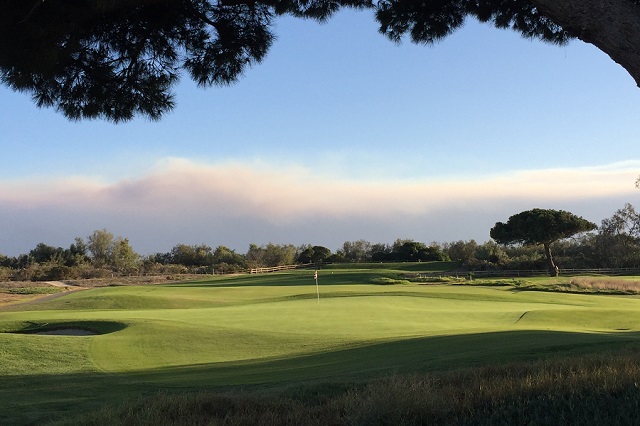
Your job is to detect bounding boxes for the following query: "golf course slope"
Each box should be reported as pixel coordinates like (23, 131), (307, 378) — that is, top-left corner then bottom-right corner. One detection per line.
(2, 268), (640, 424)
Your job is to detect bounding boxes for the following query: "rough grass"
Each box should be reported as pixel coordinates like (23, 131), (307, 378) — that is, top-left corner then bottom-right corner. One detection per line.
(61, 274), (213, 287)
(369, 277), (411, 285)
(0, 285), (65, 306)
(4, 287), (62, 295)
(433, 275), (640, 295)
(59, 347), (640, 425)
(566, 277), (640, 294)
(496, 276), (640, 295)
(412, 275), (469, 284)
(0, 281), (57, 289)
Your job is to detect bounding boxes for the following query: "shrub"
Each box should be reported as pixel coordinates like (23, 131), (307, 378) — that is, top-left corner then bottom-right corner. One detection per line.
(411, 275), (467, 284)
(0, 266), (13, 281)
(370, 277), (410, 285)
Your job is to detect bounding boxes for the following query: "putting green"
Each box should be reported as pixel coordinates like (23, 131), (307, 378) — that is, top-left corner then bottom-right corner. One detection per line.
(3, 278), (640, 374)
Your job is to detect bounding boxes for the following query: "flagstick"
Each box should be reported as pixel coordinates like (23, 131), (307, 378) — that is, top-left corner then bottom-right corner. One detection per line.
(314, 270), (319, 303)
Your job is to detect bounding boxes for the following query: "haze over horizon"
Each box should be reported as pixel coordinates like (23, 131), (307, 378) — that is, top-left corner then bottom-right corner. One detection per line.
(1, 10), (639, 256)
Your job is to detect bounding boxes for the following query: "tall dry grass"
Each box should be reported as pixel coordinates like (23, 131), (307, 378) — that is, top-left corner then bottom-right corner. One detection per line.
(567, 277), (640, 294)
(60, 347), (640, 425)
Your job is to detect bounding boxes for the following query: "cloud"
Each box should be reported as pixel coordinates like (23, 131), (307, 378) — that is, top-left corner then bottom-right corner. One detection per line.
(3, 157), (637, 215)
(0, 158), (637, 255)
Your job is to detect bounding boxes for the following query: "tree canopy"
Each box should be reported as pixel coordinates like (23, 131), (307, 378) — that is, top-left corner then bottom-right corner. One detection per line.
(3, 0), (640, 122)
(490, 208), (597, 275)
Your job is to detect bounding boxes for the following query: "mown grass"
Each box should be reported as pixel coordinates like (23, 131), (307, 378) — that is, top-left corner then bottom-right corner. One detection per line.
(3, 267), (640, 424)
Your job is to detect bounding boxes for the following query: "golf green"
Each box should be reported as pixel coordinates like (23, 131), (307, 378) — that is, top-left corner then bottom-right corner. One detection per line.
(2, 272), (640, 424)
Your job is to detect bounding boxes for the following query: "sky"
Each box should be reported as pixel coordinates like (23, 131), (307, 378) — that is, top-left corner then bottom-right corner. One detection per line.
(1, 9), (639, 256)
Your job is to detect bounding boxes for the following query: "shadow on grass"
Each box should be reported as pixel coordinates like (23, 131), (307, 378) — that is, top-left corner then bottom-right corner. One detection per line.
(2, 329), (639, 425)
(322, 261), (459, 272)
(166, 271), (400, 288)
(7, 320), (127, 335)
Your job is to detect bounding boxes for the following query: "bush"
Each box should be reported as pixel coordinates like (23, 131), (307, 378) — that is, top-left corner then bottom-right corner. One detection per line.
(370, 277), (410, 285)
(214, 262), (246, 274)
(411, 275), (467, 284)
(0, 266), (13, 281)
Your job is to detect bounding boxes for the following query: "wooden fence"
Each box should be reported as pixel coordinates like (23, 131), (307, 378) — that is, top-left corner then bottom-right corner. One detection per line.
(249, 263), (314, 274)
(416, 267), (640, 279)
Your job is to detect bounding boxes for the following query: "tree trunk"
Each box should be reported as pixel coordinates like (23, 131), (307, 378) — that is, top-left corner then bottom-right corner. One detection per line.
(532, 0), (640, 87)
(543, 243), (559, 276)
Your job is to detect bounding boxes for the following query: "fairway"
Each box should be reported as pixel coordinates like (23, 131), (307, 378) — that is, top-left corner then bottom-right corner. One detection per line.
(2, 270), (640, 424)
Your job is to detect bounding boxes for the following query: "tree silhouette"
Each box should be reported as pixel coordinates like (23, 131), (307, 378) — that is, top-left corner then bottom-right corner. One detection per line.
(3, 1), (640, 122)
(490, 208), (596, 276)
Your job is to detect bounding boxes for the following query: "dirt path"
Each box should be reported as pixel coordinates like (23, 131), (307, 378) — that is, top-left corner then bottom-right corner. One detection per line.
(43, 281), (84, 289)
(0, 274), (210, 310)
(0, 283), (87, 310)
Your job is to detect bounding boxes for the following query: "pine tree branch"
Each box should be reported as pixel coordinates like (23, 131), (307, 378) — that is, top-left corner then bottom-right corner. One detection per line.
(18, 0), (46, 24)
(532, 0), (640, 87)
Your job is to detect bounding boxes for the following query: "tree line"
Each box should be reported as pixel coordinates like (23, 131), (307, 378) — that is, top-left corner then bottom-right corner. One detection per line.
(1, 203), (639, 281)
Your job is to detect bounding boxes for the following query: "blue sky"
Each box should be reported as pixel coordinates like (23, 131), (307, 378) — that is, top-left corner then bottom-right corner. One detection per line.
(1, 9), (639, 256)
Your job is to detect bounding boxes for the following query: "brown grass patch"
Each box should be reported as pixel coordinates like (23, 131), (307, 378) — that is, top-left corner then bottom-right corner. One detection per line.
(61, 274), (214, 287)
(568, 277), (640, 294)
(0, 274), (213, 290)
(0, 293), (26, 305)
(0, 281), (51, 290)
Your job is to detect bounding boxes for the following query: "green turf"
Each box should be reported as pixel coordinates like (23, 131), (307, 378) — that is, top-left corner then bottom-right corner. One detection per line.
(2, 269), (640, 424)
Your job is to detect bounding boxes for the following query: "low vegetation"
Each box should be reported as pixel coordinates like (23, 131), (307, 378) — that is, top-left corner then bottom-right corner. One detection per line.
(568, 277), (640, 294)
(3, 287), (62, 295)
(2, 202), (639, 282)
(369, 277), (411, 285)
(62, 347), (640, 425)
(411, 275), (640, 295)
(509, 276), (640, 295)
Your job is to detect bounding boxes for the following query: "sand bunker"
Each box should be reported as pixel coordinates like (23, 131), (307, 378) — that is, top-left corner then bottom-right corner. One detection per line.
(8, 321), (127, 336)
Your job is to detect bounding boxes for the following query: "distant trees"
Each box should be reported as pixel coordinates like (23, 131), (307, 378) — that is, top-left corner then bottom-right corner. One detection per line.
(391, 239), (450, 262)
(5, 203), (640, 282)
(111, 238), (140, 275)
(87, 229), (115, 269)
(438, 205), (640, 272)
(335, 239), (450, 263)
(593, 204), (640, 268)
(297, 245), (332, 264)
(491, 209), (597, 276)
(8, 230), (139, 280)
(245, 243), (298, 269)
(370, 243), (393, 262)
(86, 229), (141, 274)
(170, 244), (214, 269)
(337, 240), (372, 263)
(213, 246), (247, 274)
(146, 243), (215, 274)
(443, 240), (478, 264)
